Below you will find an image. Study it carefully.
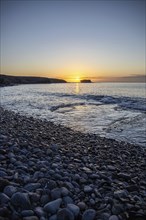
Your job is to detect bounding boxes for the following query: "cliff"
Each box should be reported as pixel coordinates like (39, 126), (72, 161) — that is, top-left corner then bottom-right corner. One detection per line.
(0, 75), (66, 86)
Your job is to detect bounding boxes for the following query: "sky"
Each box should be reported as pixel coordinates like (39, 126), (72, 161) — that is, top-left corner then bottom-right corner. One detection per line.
(1, 0), (145, 82)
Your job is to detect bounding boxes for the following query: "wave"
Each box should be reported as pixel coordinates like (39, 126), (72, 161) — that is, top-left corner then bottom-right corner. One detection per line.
(38, 92), (146, 112)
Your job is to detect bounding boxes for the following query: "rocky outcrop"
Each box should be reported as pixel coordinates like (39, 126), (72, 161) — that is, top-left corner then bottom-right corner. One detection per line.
(80, 79), (92, 83)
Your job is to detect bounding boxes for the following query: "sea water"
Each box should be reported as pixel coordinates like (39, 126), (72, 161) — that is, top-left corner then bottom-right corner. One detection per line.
(1, 83), (146, 146)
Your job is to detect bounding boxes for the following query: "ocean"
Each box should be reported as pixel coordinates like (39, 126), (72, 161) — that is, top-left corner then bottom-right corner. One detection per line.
(1, 83), (146, 146)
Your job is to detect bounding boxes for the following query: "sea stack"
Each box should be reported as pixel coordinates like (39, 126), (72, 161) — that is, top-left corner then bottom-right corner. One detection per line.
(80, 79), (92, 83)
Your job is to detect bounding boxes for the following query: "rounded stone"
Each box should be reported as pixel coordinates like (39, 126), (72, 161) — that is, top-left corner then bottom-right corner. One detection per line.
(109, 215), (119, 220)
(49, 214), (57, 220)
(44, 198), (62, 214)
(57, 208), (74, 220)
(0, 178), (10, 191)
(114, 190), (128, 200)
(24, 183), (41, 192)
(67, 204), (80, 217)
(0, 193), (10, 205)
(84, 186), (92, 193)
(34, 207), (45, 217)
(21, 210), (34, 217)
(11, 192), (31, 210)
(77, 202), (86, 210)
(82, 209), (96, 220)
(0, 171), (7, 177)
(4, 185), (17, 197)
(51, 188), (61, 200)
(61, 187), (69, 196)
(23, 216), (39, 220)
(62, 196), (73, 205)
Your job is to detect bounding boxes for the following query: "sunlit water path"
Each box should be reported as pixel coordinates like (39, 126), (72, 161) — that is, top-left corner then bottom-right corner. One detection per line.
(1, 83), (146, 146)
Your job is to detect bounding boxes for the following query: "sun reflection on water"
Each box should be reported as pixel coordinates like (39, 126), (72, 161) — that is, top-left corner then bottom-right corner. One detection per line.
(75, 83), (80, 94)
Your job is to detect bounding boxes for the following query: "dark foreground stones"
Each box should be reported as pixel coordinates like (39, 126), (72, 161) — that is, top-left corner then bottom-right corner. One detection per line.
(0, 107), (146, 220)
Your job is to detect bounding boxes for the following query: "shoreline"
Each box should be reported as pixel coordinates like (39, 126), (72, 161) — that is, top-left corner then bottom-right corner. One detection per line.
(0, 107), (146, 220)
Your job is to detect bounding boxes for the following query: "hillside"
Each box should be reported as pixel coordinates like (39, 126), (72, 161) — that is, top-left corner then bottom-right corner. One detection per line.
(0, 75), (66, 86)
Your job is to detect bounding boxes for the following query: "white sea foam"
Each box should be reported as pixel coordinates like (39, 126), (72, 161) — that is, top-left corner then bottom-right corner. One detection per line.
(1, 83), (146, 146)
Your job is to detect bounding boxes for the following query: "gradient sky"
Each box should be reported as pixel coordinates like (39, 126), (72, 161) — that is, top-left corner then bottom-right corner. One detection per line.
(1, 0), (145, 82)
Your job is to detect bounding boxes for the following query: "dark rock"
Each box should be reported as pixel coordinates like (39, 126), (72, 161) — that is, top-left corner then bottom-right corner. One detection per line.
(40, 194), (50, 205)
(11, 192), (31, 209)
(29, 192), (40, 203)
(0, 206), (10, 217)
(109, 215), (119, 220)
(4, 185), (17, 197)
(50, 144), (59, 152)
(51, 188), (61, 200)
(118, 173), (131, 180)
(114, 190), (128, 200)
(82, 209), (96, 220)
(47, 180), (57, 189)
(23, 217), (39, 220)
(49, 214), (57, 220)
(84, 185), (92, 193)
(24, 183), (41, 192)
(57, 208), (74, 220)
(0, 171), (7, 177)
(0, 178), (9, 191)
(67, 204), (80, 218)
(61, 187), (69, 196)
(112, 203), (125, 215)
(44, 198), (62, 214)
(63, 196), (73, 205)
(77, 202), (86, 210)
(98, 213), (111, 220)
(21, 210), (34, 217)
(0, 193), (10, 204)
(34, 207), (45, 217)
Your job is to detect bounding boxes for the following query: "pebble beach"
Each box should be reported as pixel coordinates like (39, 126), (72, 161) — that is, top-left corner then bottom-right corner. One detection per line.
(0, 107), (146, 220)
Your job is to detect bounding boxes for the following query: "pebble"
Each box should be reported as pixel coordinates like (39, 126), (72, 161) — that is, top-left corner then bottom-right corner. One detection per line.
(61, 187), (69, 196)
(84, 185), (92, 193)
(109, 215), (119, 220)
(21, 210), (34, 217)
(77, 202), (86, 210)
(57, 208), (74, 220)
(24, 183), (41, 192)
(34, 207), (45, 217)
(0, 171), (7, 177)
(49, 214), (57, 220)
(82, 209), (96, 220)
(11, 192), (31, 209)
(23, 216), (39, 220)
(51, 188), (61, 200)
(67, 204), (80, 217)
(0, 193), (10, 204)
(0, 178), (9, 191)
(114, 190), (128, 200)
(4, 185), (17, 197)
(43, 198), (62, 214)
(63, 196), (73, 205)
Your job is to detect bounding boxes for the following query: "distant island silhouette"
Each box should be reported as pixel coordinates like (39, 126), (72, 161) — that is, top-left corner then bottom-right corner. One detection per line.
(80, 79), (92, 83)
(0, 75), (66, 87)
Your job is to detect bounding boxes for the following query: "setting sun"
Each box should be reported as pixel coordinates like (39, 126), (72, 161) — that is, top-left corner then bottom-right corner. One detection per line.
(75, 76), (81, 83)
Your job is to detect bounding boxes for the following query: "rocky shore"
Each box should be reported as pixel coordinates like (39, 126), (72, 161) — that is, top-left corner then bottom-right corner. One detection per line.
(0, 107), (146, 220)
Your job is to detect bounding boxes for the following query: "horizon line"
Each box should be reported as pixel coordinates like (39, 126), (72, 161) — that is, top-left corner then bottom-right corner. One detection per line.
(1, 73), (146, 83)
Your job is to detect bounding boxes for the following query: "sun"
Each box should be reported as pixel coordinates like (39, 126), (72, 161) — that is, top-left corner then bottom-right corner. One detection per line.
(75, 76), (80, 82)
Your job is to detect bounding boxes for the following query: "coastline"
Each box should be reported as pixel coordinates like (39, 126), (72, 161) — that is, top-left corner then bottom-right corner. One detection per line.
(0, 75), (66, 87)
(0, 107), (146, 220)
